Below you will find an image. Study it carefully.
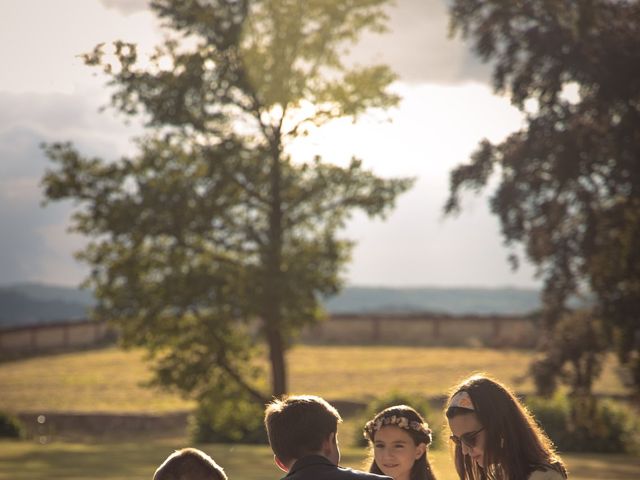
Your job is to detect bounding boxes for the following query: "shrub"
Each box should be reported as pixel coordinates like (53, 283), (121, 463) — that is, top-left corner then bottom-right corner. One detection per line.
(359, 391), (442, 450)
(189, 397), (267, 444)
(527, 392), (640, 454)
(0, 411), (23, 439)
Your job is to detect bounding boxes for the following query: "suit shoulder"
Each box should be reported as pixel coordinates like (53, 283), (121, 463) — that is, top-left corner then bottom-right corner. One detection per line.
(335, 467), (392, 480)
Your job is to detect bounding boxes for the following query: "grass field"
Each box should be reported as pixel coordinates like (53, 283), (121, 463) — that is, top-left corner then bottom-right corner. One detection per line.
(0, 345), (637, 479)
(0, 345), (629, 413)
(0, 439), (638, 480)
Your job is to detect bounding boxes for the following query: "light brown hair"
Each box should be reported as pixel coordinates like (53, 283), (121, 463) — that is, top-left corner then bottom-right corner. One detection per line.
(445, 374), (567, 480)
(264, 395), (342, 465)
(153, 448), (227, 480)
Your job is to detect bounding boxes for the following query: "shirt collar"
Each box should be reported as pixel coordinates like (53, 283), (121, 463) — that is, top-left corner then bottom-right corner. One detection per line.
(286, 455), (334, 477)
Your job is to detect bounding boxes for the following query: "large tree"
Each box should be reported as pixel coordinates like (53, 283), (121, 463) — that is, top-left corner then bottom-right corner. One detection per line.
(444, 0), (640, 393)
(42, 0), (412, 412)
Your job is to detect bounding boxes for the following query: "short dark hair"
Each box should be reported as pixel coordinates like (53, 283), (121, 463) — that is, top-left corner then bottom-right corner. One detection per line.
(264, 395), (342, 465)
(153, 448), (227, 480)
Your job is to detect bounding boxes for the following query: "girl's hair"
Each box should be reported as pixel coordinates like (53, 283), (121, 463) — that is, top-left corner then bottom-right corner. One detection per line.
(364, 405), (437, 480)
(445, 375), (567, 480)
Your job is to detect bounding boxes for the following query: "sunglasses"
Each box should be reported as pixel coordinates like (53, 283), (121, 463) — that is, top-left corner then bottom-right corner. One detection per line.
(450, 427), (485, 448)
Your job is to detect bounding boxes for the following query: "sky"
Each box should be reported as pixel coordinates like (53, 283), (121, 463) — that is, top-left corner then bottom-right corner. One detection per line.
(0, 0), (541, 289)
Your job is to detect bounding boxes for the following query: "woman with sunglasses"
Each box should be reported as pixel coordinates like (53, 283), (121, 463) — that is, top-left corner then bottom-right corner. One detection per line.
(446, 374), (567, 480)
(363, 405), (438, 480)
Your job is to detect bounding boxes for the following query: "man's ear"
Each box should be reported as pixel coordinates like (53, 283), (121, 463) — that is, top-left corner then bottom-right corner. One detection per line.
(321, 432), (335, 454)
(274, 455), (289, 473)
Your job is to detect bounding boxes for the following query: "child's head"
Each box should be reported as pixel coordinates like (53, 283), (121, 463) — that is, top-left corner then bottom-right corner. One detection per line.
(264, 395), (342, 470)
(445, 374), (566, 480)
(153, 448), (227, 480)
(363, 405), (436, 480)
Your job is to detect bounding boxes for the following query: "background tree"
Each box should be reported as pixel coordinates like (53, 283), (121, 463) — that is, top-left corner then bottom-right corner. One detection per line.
(443, 0), (640, 395)
(42, 0), (413, 428)
(530, 310), (608, 398)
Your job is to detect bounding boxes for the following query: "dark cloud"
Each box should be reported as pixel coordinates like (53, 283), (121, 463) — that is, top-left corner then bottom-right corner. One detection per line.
(0, 126), (48, 178)
(0, 91), (136, 285)
(0, 127), (72, 283)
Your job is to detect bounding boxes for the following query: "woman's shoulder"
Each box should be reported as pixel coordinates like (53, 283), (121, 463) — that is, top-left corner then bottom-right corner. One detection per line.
(528, 467), (566, 480)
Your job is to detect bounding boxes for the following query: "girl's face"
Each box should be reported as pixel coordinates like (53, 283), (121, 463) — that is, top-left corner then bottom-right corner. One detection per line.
(448, 412), (486, 467)
(373, 425), (425, 480)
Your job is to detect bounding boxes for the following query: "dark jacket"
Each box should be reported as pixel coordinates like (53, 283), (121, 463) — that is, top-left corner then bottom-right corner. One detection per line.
(283, 455), (392, 480)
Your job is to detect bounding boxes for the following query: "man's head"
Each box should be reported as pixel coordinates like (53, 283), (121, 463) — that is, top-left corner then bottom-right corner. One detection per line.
(264, 395), (342, 470)
(153, 448), (227, 480)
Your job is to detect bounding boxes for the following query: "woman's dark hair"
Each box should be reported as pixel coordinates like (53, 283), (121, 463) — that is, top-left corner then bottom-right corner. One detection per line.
(445, 375), (567, 480)
(364, 405), (437, 480)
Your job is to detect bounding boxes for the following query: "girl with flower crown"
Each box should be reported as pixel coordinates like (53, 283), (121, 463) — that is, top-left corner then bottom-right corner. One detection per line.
(363, 405), (438, 480)
(446, 374), (567, 480)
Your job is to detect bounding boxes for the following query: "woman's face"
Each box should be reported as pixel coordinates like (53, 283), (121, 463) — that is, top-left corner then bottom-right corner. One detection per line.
(448, 412), (486, 467)
(373, 425), (425, 480)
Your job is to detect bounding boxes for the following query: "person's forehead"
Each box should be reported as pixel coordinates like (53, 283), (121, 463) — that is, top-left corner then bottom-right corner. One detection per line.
(449, 413), (482, 435)
(375, 425), (413, 442)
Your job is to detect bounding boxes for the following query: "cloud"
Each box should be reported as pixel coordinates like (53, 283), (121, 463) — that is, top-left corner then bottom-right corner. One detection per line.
(0, 126), (76, 283)
(96, 0), (491, 85)
(287, 82), (538, 288)
(348, 0), (492, 85)
(344, 178), (539, 288)
(0, 90), (139, 286)
(99, 0), (150, 15)
(0, 91), (140, 157)
(0, 0), (528, 288)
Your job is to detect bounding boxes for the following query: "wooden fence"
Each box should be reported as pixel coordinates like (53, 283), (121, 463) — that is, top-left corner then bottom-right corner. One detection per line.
(300, 313), (539, 348)
(0, 320), (115, 358)
(0, 313), (539, 357)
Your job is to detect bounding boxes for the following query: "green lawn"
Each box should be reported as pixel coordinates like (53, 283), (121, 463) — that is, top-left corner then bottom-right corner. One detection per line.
(0, 439), (638, 480)
(0, 345), (628, 413)
(0, 346), (636, 479)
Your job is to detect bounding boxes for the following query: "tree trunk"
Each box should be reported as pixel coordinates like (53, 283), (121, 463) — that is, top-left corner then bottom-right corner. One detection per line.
(264, 127), (287, 397)
(266, 323), (287, 397)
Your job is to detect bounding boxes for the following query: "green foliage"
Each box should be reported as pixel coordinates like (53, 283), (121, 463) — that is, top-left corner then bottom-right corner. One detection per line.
(445, 0), (640, 393)
(189, 394), (267, 444)
(41, 0), (412, 415)
(531, 310), (608, 397)
(528, 393), (640, 454)
(358, 391), (442, 450)
(0, 412), (23, 439)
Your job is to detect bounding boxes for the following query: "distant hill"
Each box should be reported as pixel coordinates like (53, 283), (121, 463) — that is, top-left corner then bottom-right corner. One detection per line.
(0, 283), (542, 328)
(0, 283), (93, 327)
(6, 283), (94, 305)
(324, 286), (541, 315)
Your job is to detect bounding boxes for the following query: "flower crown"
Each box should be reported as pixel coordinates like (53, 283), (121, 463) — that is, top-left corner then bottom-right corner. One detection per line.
(364, 414), (432, 441)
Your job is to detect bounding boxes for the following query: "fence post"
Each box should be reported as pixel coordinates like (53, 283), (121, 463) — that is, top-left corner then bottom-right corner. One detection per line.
(30, 328), (37, 351)
(372, 317), (381, 343)
(63, 323), (70, 348)
(493, 317), (501, 338)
